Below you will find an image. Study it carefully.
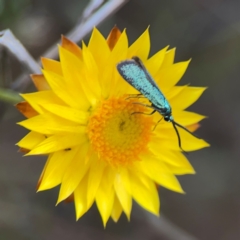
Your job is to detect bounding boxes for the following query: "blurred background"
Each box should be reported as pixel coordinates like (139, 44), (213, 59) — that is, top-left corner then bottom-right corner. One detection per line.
(0, 0), (238, 239)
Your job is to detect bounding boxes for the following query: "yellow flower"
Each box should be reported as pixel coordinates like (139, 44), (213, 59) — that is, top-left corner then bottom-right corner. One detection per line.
(16, 27), (209, 226)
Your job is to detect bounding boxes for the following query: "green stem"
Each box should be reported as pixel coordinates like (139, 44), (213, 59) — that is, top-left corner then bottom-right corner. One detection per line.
(0, 88), (22, 104)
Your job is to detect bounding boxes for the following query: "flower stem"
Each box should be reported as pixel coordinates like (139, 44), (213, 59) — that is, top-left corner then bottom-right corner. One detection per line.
(0, 88), (22, 104)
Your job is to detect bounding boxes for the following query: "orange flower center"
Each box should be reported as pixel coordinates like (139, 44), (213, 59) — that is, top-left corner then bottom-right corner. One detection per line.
(87, 96), (154, 166)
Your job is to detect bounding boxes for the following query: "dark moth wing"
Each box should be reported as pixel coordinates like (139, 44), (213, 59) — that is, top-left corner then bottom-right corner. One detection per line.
(117, 56), (169, 111)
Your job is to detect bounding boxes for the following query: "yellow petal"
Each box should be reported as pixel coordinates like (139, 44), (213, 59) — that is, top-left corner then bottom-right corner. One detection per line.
(114, 171), (132, 220)
(165, 163), (195, 175)
(161, 48), (176, 67)
(164, 86), (187, 100)
(169, 87), (206, 110)
(127, 27), (150, 60)
(18, 114), (86, 134)
(164, 152), (195, 174)
(138, 155), (184, 193)
(40, 103), (89, 124)
(16, 101), (38, 118)
(153, 127), (210, 151)
(43, 69), (89, 110)
(150, 149), (195, 174)
(36, 155), (50, 191)
(88, 27), (115, 96)
(61, 35), (82, 59)
(103, 30), (128, 98)
(129, 171), (159, 216)
(20, 91), (64, 114)
(31, 74), (50, 91)
(145, 46), (169, 76)
(96, 168), (116, 227)
(119, 168), (132, 194)
(172, 111), (206, 127)
(111, 194), (123, 222)
(17, 131), (45, 150)
(26, 133), (87, 155)
(111, 29), (128, 59)
(107, 26), (122, 50)
(38, 147), (79, 190)
(111, 30), (141, 96)
(59, 46), (92, 108)
(155, 60), (191, 90)
(88, 27), (110, 68)
(41, 58), (63, 75)
(58, 142), (90, 203)
(74, 172), (94, 220)
(87, 154), (106, 207)
(81, 43), (102, 102)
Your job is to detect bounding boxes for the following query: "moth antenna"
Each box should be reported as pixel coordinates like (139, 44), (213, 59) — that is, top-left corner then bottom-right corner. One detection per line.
(172, 121), (187, 154)
(172, 120), (198, 138)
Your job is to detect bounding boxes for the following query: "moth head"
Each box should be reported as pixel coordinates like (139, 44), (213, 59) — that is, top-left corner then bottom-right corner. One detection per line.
(164, 115), (173, 122)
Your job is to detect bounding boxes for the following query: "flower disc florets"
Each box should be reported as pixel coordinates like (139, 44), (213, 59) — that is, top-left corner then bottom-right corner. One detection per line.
(87, 97), (153, 166)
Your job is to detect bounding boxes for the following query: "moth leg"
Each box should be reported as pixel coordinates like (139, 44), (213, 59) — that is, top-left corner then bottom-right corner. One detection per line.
(126, 93), (145, 100)
(131, 102), (156, 115)
(131, 109), (156, 116)
(152, 117), (163, 131)
(132, 102), (152, 108)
